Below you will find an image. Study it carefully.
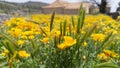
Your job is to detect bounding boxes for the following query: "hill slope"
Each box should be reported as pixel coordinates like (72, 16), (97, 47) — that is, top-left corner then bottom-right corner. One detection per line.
(0, 1), (49, 13)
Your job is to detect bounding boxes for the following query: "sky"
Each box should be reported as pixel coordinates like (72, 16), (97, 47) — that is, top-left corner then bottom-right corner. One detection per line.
(5, 0), (120, 12)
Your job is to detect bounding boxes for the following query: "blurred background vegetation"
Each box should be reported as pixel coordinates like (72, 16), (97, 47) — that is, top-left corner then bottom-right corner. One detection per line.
(0, 1), (49, 14)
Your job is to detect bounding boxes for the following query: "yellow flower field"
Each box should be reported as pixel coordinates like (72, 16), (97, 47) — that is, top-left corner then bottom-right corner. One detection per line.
(0, 10), (120, 67)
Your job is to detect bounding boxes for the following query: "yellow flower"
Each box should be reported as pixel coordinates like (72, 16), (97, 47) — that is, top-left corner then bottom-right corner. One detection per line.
(83, 42), (88, 47)
(103, 50), (112, 56)
(8, 28), (22, 38)
(103, 50), (119, 58)
(35, 32), (41, 34)
(1, 53), (6, 56)
(91, 33), (105, 42)
(97, 53), (109, 61)
(18, 40), (24, 45)
(111, 52), (119, 58)
(57, 43), (67, 50)
(50, 30), (60, 37)
(1, 49), (9, 56)
(64, 36), (76, 46)
(22, 31), (34, 36)
(98, 50), (119, 61)
(41, 38), (49, 43)
(57, 36), (76, 50)
(4, 49), (9, 54)
(21, 35), (27, 39)
(4, 20), (11, 26)
(18, 50), (30, 58)
(98, 53), (105, 59)
(9, 51), (18, 62)
(28, 35), (35, 39)
(103, 55), (109, 61)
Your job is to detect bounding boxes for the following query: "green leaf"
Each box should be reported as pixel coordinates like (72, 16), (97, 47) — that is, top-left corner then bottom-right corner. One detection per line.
(40, 65), (45, 68)
(0, 62), (8, 67)
(101, 32), (113, 49)
(63, 20), (67, 36)
(77, 7), (85, 34)
(0, 55), (6, 62)
(80, 25), (96, 44)
(50, 11), (55, 32)
(26, 20), (40, 25)
(79, 4), (83, 15)
(5, 40), (15, 55)
(60, 22), (63, 36)
(117, 62), (120, 66)
(40, 27), (47, 36)
(0, 66), (9, 68)
(0, 33), (18, 48)
(69, 24), (72, 36)
(94, 62), (119, 68)
(71, 16), (75, 28)
(0, 42), (3, 48)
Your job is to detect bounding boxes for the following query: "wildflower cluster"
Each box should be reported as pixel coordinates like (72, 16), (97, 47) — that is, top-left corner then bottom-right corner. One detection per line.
(0, 12), (120, 68)
(98, 50), (119, 61)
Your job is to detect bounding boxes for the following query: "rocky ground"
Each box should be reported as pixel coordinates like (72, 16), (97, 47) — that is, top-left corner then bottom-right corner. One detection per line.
(0, 13), (11, 25)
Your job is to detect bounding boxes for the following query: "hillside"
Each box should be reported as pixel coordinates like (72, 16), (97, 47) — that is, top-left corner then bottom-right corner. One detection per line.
(0, 1), (49, 14)
(22, 1), (49, 7)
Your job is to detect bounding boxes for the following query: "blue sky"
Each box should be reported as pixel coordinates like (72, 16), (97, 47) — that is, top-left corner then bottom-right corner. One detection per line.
(5, 0), (120, 12)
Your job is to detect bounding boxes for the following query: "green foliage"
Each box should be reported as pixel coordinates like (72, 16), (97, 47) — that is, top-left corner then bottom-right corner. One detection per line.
(94, 62), (119, 68)
(0, 5), (120, 68)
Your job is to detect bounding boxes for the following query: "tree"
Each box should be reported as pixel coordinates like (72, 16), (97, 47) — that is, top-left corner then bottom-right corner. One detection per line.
(91, 0), (107, 13)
